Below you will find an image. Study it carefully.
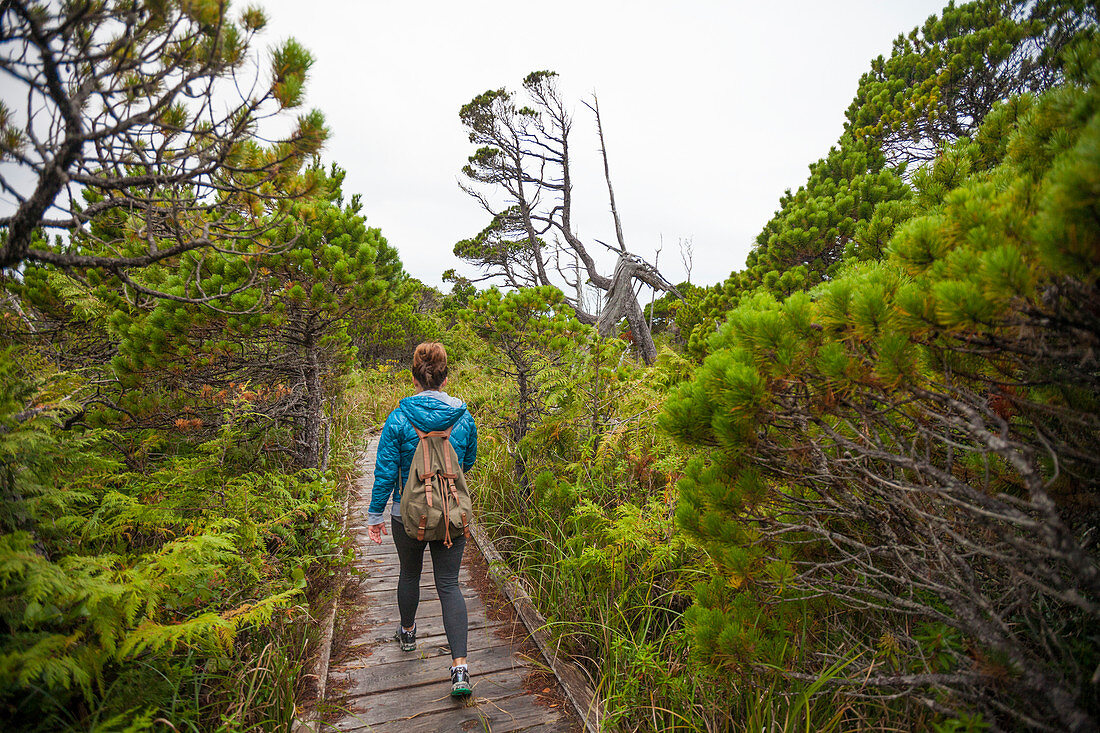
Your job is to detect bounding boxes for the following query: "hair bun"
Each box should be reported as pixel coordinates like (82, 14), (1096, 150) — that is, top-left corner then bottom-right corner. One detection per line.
(412, 342), (449, 390)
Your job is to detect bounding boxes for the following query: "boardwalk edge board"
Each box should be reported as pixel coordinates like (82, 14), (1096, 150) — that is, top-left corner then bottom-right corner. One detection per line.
(469, 521), (604, 733)
(294, 443), (370, 733)
(316, 449), (358, 701)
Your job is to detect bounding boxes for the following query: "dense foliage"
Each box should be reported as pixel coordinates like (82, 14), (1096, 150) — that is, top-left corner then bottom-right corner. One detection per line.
(0, 0), (326, 271)
(0, 156), (416, 726)
(686, 0), (1097, 356)
(665, 67), (1100, 731)
(3, 0), (1097, 731)
(0, 3), (421, 729)
(0, 387), (348, 729)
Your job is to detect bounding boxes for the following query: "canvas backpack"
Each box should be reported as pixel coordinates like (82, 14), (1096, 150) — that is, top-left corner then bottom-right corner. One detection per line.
(401, 426), (473, 547)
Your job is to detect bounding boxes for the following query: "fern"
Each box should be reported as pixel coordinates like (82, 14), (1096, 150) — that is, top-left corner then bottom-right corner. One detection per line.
(0, 365), (343, 728)
(0, 631), (99, 698)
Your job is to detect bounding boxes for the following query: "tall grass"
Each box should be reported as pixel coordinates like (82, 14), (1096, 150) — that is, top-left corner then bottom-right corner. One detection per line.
(354, 349), (912, 731)
(443, 348), (920, 731)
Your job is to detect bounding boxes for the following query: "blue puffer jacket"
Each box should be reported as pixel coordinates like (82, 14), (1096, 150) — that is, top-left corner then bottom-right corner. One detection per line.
(368, 391), (477, 524)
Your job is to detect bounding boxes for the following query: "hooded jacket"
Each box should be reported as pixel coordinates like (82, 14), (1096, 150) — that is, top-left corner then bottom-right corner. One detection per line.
(368, 391), (477, 525)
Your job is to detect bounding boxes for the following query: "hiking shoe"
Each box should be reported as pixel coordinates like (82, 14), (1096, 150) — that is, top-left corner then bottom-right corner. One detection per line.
(393, 625), (416, 651)
(450, 666), (472, 697)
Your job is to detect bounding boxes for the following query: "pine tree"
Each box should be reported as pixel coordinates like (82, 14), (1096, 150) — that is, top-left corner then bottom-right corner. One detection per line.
(104, 163), (399, 468)
(0, 1), (326, 272)
(689, 0), (1096, 360)
(663, 57), (1100, 731)
(461, 286), (588, 482)
(846, 0), (1097, 166)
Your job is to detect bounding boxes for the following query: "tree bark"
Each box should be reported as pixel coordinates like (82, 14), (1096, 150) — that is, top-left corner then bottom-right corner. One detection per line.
(597, 256), (660, 363)
(625, 298), (658, 365)
(300, 334), (324, 468)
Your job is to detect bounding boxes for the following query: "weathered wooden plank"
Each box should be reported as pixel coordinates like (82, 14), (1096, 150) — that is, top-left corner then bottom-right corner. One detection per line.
(355, 586), (442, 606)
(353, 556), (470, 574)
(343, 616), (499, 652)
(351, 552), (398, 562)
(345, 693), (564, 733)
(355, 604), (493, 630)
(355, 593), (489, 623)
(343, 622), (517, 666)
(354, 569), (473, 592)
(351, 564), (475, 583)
(513, 720), (584, 732)
(353, 547), (397, 559)
(355, 584), (491, 608)
(335, 642), (524, 696)
(336, 667), (522, 728)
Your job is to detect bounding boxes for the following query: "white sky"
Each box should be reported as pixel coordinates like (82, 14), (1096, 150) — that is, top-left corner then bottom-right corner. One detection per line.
(44, 1), (954, 291)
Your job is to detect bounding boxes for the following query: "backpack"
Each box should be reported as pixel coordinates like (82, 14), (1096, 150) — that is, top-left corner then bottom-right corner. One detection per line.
(401, 426), (473, 547)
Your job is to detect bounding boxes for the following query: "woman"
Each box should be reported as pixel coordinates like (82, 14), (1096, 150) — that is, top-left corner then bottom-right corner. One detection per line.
(366, 342), (478, 697)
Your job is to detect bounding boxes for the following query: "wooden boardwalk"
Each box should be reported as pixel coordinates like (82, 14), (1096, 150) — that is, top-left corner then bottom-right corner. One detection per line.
(321, 438), (578, 733)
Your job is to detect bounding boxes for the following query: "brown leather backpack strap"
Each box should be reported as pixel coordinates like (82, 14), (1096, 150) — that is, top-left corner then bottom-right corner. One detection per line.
(415, 428), (432, 479)
(461, 511), (470, 539)
(417, 515), (427, 541)
(441, 478), (453, 548)
(442, 439), (454, 475)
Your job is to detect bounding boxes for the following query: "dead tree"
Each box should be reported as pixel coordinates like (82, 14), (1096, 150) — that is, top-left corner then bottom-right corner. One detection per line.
(456, 71), (676, 364)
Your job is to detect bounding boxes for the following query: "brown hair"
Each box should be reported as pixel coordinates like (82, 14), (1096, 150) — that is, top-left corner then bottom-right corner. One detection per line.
(411, 342), (449, 390)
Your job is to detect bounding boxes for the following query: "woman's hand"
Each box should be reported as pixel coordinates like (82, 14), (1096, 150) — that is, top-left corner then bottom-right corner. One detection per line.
(367, 522), (388, 545)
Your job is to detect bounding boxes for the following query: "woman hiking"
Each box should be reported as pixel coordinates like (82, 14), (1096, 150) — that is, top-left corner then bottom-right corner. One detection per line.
(366, 342), (478, 697)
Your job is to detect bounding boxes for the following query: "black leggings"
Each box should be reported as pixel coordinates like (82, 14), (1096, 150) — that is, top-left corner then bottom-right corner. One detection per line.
(390, 515), (468, 658)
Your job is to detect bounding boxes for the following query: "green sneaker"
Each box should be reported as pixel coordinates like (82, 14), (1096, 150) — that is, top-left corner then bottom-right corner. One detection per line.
(393, 625), (416, 651)
(450, 666), (472, 697)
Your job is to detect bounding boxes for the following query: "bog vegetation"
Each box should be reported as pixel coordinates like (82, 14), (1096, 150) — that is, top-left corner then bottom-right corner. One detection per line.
(1, 1), (1097, 731)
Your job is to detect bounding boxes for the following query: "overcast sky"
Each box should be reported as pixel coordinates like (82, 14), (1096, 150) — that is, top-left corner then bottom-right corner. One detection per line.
(257, 0), (947, 289)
